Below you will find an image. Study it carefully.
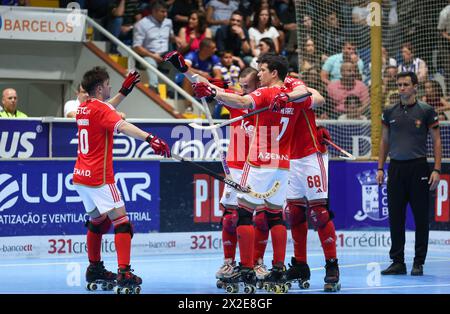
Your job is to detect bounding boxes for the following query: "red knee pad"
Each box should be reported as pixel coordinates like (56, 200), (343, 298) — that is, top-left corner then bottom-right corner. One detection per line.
(253, 211), (268, 232)
(308, 205), (330, 229)
(285, 202), (307, 227)
(222, 210), (238, 234)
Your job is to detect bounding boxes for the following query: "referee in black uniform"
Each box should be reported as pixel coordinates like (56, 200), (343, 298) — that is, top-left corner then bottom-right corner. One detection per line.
(376, 72), (441, 276)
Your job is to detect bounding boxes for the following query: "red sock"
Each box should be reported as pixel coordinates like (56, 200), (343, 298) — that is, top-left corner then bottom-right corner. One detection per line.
(253, 227), (269, 263)
(237, 225), (254, 268)
(291, 221), (308, 263)
(87, 230), (102, 263)
(318, 221), (337, 260)
(113, 216), (131, 269)
(222, 228), (237, 260)
(270, 224), (287, 266)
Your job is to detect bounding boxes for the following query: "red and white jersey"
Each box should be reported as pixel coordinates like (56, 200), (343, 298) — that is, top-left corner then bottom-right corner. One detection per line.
(219, 89), (254, 170)
(284, 77), (325, 159)
(73, 98), (124, 186)
(247, 84), (307, 169)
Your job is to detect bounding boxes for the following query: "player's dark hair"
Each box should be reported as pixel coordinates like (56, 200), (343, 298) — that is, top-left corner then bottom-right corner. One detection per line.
(151, 0), (168, 11)
(81, 66), (109, 96)
(258, 54), (289, 81)
(397, 71), (418, 85)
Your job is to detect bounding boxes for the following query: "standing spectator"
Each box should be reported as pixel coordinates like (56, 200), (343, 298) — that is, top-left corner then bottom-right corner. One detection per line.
(249, 37), (275, 69)
(206, 0), (239, 36)
(168, 0), (204, 35)
(108, 0), (143, 53)
(321, 40), (364, 86)
(64, 84), (90, 118)
(337, 95), (368, 120)
(327, 62), (369, 119)
(377, 71), (441, 276)
(176, 10), (212, 55)
(438, 1), (450, 95)
(397, 43), (428, 84)
(248, 7), (280, 57)
(215, 10), (251, 63)
(0, 88), (27, 118)
(133, 1), (176, 92)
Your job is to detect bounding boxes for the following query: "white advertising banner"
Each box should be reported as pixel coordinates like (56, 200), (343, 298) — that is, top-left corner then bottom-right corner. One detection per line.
(0, 6), (86, 42)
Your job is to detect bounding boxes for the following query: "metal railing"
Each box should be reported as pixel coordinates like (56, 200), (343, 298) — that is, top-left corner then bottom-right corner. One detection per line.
(85, 16), (205, 114)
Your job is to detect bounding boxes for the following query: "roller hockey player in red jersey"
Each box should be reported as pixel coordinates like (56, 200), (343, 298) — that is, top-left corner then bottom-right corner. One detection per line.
(73, 66), (170, 294)
(193, 54), (322, 293)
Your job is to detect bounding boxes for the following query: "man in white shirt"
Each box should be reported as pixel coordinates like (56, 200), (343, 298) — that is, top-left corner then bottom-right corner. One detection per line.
(64, 84), (89, 118)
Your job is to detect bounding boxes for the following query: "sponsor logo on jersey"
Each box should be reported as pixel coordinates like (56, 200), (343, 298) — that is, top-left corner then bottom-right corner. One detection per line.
(354, 169), (389, 222)
(257, 152), (289, 162)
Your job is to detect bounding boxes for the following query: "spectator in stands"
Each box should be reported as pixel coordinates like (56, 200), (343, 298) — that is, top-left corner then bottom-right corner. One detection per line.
(133, 1), (177, 92)
(327, 62), (369, 119)
(86, 0), (113, 40)
(337, 95), (368, 120)
(249, 37), (275, 69)
(249, 7), (280, 57)
(168, 0), (205, 35)
(438, 1), (450, 96)
(397, 42), (428, 84)
(219, 50), (241, 89)
(0, 88), (27, 118)
(382, 65), (398, 108)
(318, 11), (345, 59)
(108, 0), (143, 53)
(320, 40), (364, 86)
(64, 84), (89, 118)
(422, 80), (450, 114)
(215, 10), (251, 63)
(176, 10), (212, 55)
(206, 0), (239, 36)
(181, 38), (222, 113)
(351, 0), (371, 50)
(299, 38), (322, 78)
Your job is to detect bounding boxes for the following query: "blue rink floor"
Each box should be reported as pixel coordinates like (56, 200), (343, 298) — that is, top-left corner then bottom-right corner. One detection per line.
(0, 248), (449, 294)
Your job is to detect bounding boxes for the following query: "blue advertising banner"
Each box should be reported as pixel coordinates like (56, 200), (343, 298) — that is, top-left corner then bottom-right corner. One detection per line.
(0, 160), (160, 236)
(0, 119), (49, 158)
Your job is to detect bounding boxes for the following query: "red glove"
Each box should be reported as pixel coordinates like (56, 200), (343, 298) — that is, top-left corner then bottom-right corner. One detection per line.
(163, 51), (188, 73)
(145, 133), (171, 157)
(119, 70), (141, 96)
(317, 126), (331, 144)
(270, 92), (289, 112)
(192, 82), (217, 101)
(208, 78), (229, 89)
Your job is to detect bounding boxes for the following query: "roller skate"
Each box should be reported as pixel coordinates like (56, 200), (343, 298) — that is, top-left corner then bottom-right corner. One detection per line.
(215, 258), (236, 289)
(254, 258), (270, 289)
(323, 259), (341, 292)
(85, 261), (117, 292)
(114, 265), (142, 294)
(262, 263), (289, 294)
(286, 257), (311, 290)
(222, 264), (257, 294)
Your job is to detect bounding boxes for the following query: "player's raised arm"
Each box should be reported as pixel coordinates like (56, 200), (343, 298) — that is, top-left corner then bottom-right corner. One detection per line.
(108, 70), (141, 108)
(192, 82), (253, 109)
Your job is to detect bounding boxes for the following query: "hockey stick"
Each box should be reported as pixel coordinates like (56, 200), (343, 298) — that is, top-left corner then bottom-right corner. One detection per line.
(188, 92), (312, 130)
(192, 74), (233, 179)
(171, 153), (281, 199)
(323, 138), (356, 160)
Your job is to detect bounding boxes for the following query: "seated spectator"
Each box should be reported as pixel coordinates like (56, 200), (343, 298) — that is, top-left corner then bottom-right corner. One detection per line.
(206, 0), (239, 36)
(219, 50), (241, 90)
(327, 62), (369, 119)
(133, 1), (177, 92)
(176, 10), (212, 55)
(182, 38), (222, 112)
(387, 92), (400, 106)
(299, 38), (322, 76)
(169, 0), (205, 35)
(64, 84), (89, 118)
(438, 112), (448, 121)
(321, 40), (364, 86)
(249, 7), (280, 57)
(382, 65), (398, 108)
(421, 80), (450, 113)
(337, 95), (368, 120)
(215, 10), (251, 63)
(0, 88), (27, 118)
(318, 11), (345, 59)
(108, 0), (143, 53)
(250, 37), (275, 69)
(398, 42), (428, 84)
